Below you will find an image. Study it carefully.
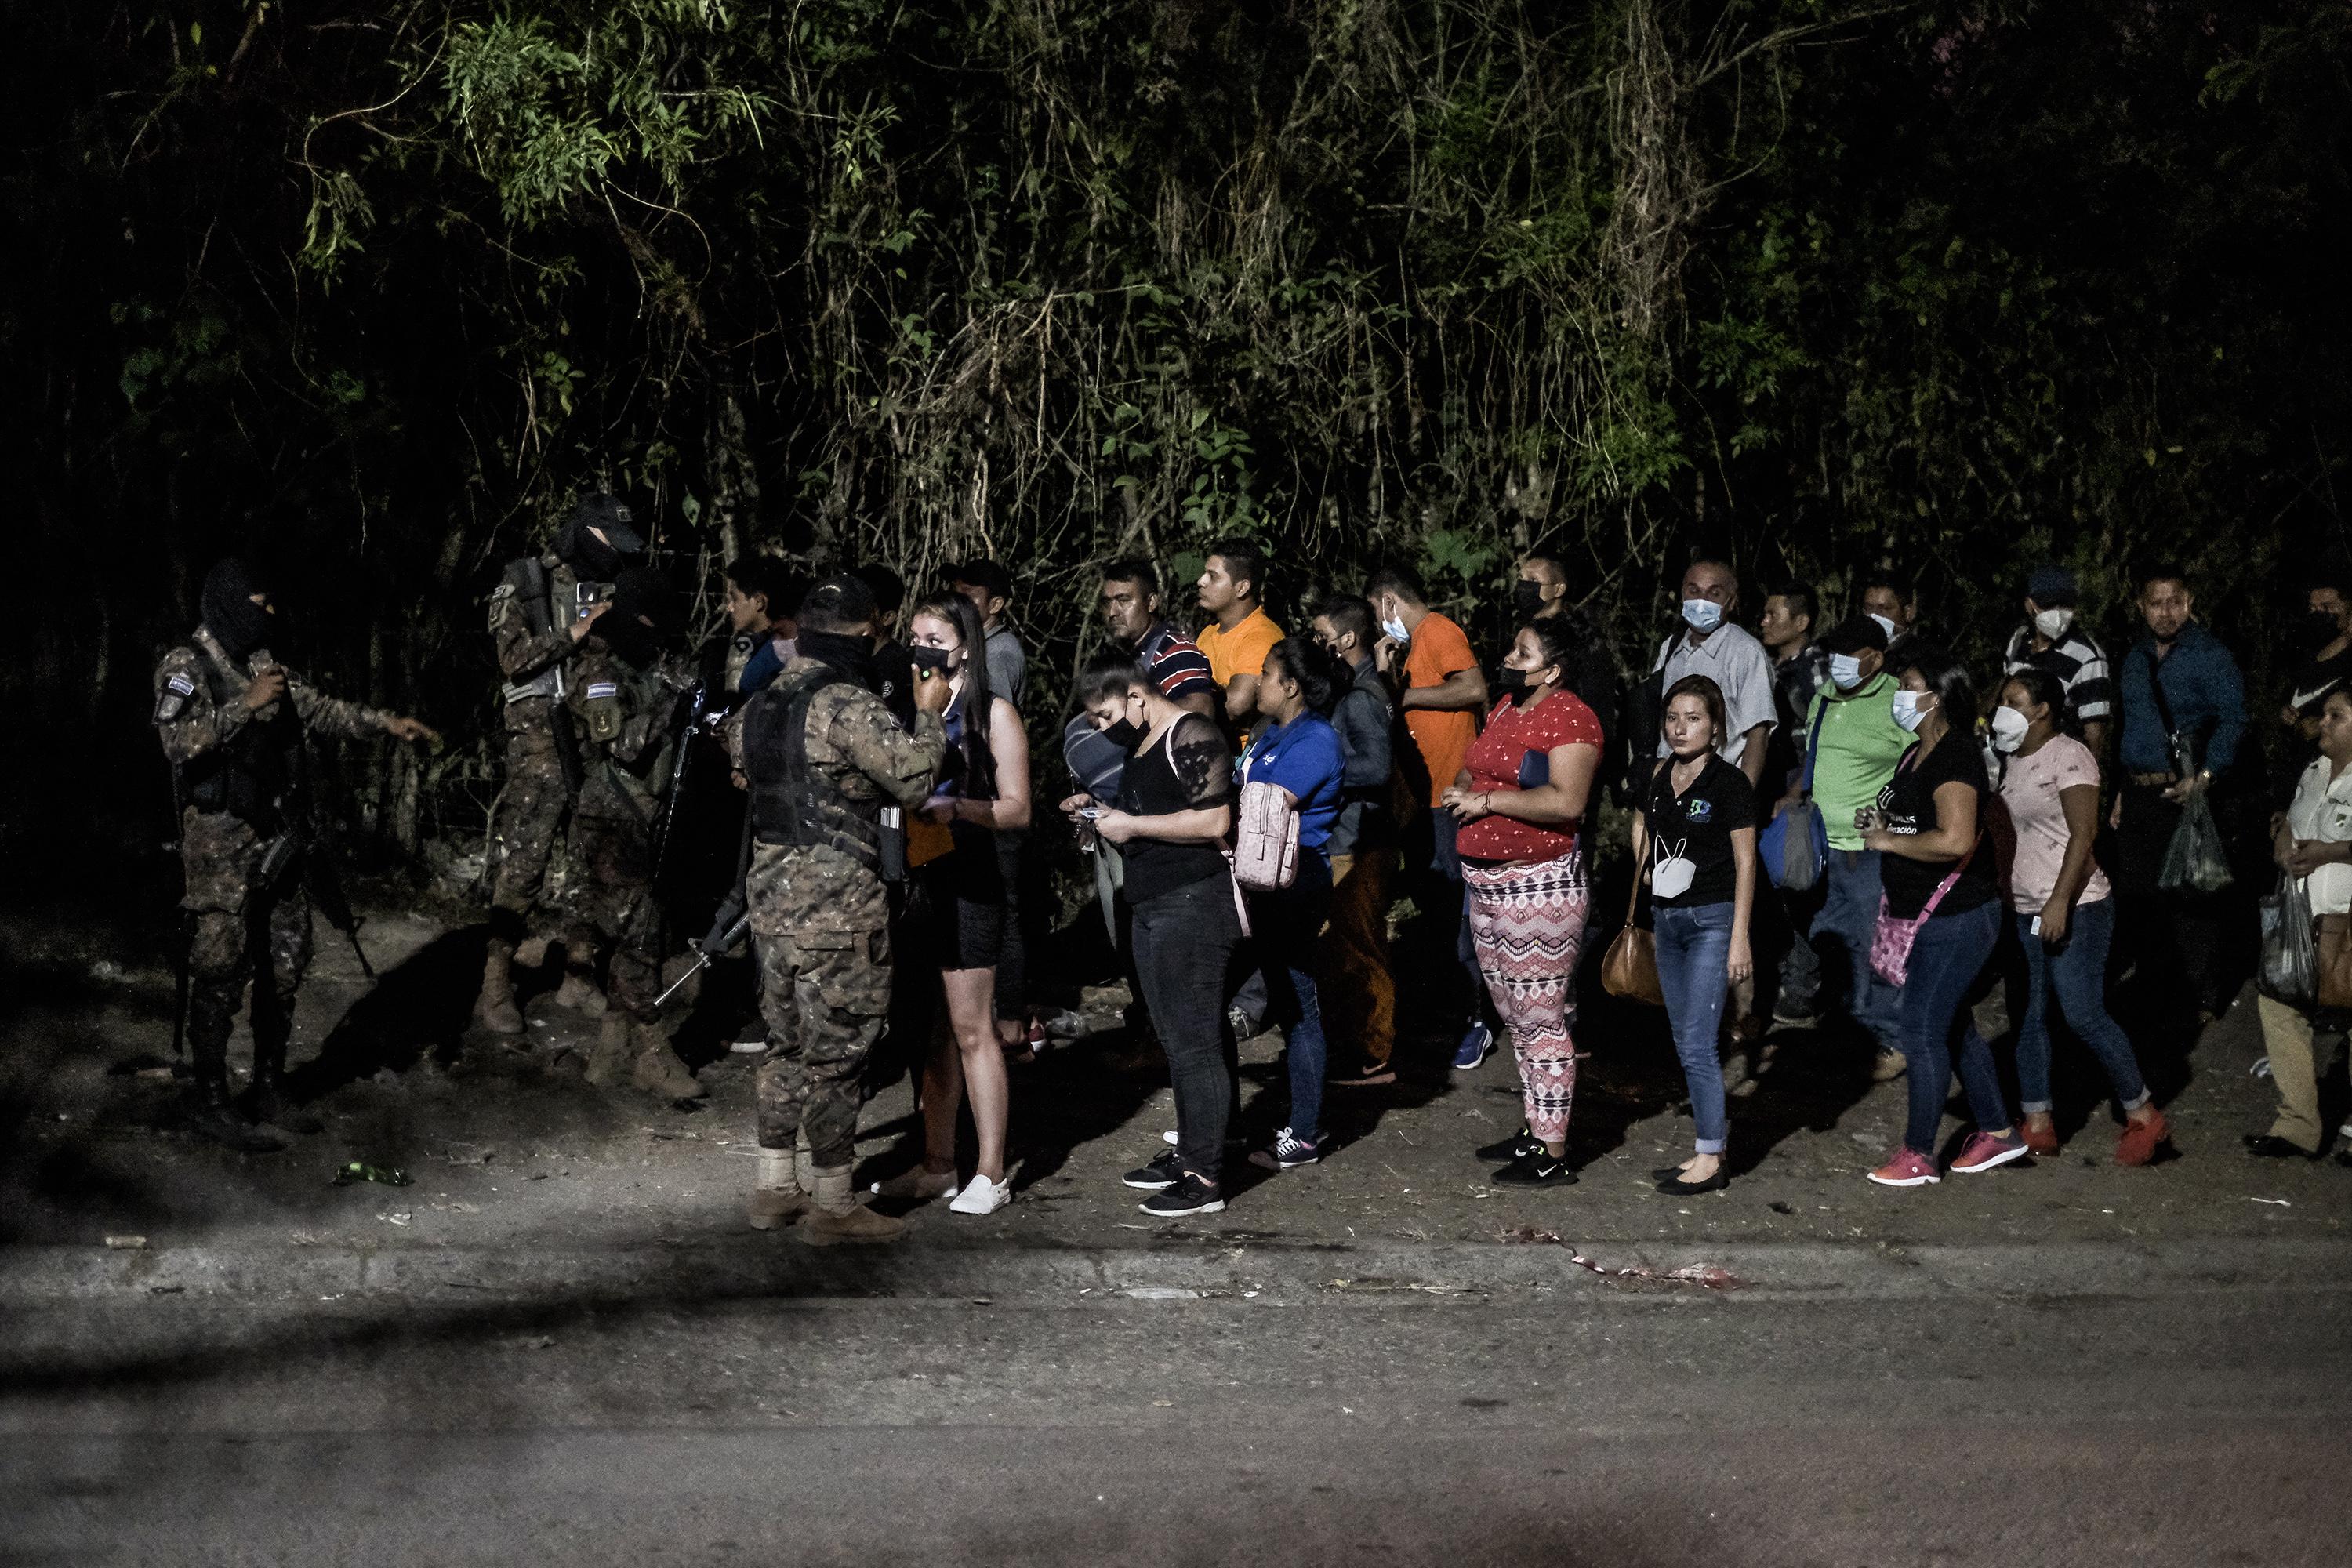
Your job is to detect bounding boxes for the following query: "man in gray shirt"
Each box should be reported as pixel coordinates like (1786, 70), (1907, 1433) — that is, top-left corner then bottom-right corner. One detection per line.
(953, 558), (1027, 707)
(1652, 557), (1777, 788)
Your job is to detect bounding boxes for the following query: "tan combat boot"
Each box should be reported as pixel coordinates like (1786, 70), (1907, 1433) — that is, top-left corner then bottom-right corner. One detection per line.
(630, 1024), (705, 1101)
(799, 1164), (906, 1246)
(473, 941), (525, 1036)
(514, 935), (552, 969)
(746, 1148), (811, 1230)
(585, 1014), (633, 1087)
(554, 959), (607, 1014)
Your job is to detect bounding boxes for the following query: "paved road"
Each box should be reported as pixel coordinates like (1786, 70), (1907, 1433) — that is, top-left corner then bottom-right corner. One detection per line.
(7, 1265), (2347, 1566)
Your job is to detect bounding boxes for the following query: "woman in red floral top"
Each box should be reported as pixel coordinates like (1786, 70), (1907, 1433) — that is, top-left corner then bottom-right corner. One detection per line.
(1442, 619), (1606, 1186)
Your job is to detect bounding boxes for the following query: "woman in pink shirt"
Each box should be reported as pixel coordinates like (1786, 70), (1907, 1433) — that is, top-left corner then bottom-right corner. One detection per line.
(1992, 669), (2169, 1165)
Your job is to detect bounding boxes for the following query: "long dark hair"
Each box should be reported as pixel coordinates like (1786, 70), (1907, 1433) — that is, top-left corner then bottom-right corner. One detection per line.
(912, 590), (996, 796)
(1897, 642), (1976, 738)
(2000, 666), (2080, 739)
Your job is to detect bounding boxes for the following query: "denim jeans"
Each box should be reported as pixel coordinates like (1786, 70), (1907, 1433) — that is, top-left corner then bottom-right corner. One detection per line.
(1131, 875), (1245, 1181)
(1254, 854), (1334, 1144)
(2014, 898), (2149, 1116)
(1815, 850), (1901, 1050)
(1896, 898), (2005, 1155)
(1654, 902), (1735, 1152)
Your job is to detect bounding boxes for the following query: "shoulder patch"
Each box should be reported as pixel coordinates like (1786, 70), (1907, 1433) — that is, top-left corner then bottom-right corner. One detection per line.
(167, 672), (196, 696)
(489, 582), (516, 602)
(586, 681), (619, 700)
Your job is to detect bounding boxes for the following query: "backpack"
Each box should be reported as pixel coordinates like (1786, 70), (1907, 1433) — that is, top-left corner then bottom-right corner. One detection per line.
(1232, 760), (1301, 891)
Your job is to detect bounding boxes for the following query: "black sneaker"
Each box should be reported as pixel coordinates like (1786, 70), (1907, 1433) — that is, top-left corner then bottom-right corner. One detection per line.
(1122, 1149), (1184, 1190)
(1476, 1127), (1543, 1163)
(1139, 1172), (1226, 1217)
(1248, 1127), (1322, 1171)
(1491, 1148), (1578, 1186)
(1329, 1055), (1397, 1087)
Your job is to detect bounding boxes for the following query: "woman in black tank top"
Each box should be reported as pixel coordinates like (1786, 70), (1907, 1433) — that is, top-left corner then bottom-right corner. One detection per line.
(1063, 653), (1242, 1219)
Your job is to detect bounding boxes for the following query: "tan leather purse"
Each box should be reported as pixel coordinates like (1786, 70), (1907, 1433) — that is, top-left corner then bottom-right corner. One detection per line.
(1602, 860), (1664, 1007)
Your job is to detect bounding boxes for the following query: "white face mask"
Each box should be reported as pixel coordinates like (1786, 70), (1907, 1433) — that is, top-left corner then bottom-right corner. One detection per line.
(1650, 838), (1697, 899)
(1681, 597), (1724, 633)
(1867, 612), (1900, 641)
(1379, 610), (1410, 644)
(2033, 607), (2072, 641)
(1828, 652), (1865, 691)
(1989, 706), (2031, 753)
(1890, 690), (1932, 732)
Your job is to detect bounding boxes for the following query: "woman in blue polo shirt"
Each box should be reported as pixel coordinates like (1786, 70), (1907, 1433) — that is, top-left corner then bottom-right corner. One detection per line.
(1240, 637), (1348, 1174)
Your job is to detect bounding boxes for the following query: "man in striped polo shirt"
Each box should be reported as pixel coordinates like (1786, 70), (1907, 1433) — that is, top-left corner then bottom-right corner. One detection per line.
(2004, 564), (2115, 759)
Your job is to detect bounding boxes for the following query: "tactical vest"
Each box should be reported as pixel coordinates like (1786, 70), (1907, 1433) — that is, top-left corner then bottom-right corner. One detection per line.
(741, 668), (882, 871)
(176, 645), (300, 834)
(499, 557), (616, 705)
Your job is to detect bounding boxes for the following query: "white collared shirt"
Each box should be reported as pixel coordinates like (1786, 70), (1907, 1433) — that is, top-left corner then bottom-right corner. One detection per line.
(1653, 622), (1777, 768)
(2288, 755), (2352, 915)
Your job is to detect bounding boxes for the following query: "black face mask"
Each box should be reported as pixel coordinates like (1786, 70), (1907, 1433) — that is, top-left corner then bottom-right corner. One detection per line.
(908, 644), (956, 672)
(1101, 718), (1147, 752)
(2307, 611), (2343, 652)
(1494, 666), (1529, 699)
(201, 557), (276, 661)
(798, 630), (880, 692)
(1511, 581), (1549, 622)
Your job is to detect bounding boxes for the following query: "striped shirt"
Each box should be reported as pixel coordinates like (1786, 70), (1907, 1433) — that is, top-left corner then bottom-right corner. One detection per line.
(2003, 622), (2115, 725)
(1138, 622), (1218, 702)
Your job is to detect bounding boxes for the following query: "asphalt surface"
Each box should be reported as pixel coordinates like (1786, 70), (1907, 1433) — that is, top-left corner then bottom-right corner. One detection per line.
(5, 1275), (2348, 1566)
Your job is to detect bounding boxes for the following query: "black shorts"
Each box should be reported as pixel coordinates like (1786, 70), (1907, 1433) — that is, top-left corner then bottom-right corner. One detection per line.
(914, 851), (1007, 973)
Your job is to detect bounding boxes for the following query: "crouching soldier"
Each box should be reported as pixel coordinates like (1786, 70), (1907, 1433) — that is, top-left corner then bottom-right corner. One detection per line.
(561, 566), (704, 1099)
(156, 558), (438, 1150)
(735, 573), (949, 1243)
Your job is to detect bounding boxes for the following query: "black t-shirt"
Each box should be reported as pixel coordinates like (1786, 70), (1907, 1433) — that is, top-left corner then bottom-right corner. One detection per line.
(1876, 735), (1998, 920)
(1116, 712), (1234, 906)
(1641, 753), (1758, 908)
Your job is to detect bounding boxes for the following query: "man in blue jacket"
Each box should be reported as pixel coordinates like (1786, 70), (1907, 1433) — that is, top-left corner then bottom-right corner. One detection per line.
(2111, 563), (2250, 1026)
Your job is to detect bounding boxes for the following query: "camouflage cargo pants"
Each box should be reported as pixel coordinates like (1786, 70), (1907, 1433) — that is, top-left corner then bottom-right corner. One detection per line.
(488, 711), (569, 927)
(180, 809), (311, 1076)
(753, 926), (890, 1168)
(564, 812), (662, 1022)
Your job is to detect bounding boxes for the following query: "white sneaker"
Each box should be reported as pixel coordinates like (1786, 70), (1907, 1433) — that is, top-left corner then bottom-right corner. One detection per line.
(729, 1037), (768, 1055)
(949, 1173), (1011, 1215)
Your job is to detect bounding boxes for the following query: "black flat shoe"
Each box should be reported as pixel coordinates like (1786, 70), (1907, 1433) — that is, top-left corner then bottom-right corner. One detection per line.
(2244, 1134), (2319, 1160)
(1478, 1128), (1544, 1163)
(1657, 1168), (1729, 1195)
(1651, 1166), (1693, 1182)
(1492, 1149), (1578, 1187)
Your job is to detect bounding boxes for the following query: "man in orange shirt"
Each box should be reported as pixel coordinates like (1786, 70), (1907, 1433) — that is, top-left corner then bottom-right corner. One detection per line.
(1196, 539), (1284, 730)
(1367, 564), (1493, 1068)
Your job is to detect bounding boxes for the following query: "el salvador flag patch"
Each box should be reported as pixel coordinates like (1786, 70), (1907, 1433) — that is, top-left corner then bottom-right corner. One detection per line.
(586, 681), (619, 699)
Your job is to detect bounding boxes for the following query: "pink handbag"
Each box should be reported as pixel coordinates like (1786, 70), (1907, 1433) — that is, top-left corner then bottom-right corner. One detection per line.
(1869, 841), (1979, 986)
(1232, 778), (1300, 891)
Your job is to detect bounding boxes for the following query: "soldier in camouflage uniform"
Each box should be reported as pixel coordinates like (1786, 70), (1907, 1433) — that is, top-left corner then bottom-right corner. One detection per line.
(732, 573), (949, 1243)
(558, 565), (706, 1100)
(155, 558), (438, 1151)
(475, 493), (646, 1033)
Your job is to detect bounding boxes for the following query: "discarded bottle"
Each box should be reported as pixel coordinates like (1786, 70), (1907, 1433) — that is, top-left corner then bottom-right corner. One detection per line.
(332, 1161), (412, 1188)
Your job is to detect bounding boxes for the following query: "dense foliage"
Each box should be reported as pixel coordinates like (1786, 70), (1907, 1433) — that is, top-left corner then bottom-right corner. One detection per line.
(9, 1), (2347, 866)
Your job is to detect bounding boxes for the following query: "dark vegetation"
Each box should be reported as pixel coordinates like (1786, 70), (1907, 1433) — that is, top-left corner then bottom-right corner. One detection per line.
(8, 1), (2347, 876)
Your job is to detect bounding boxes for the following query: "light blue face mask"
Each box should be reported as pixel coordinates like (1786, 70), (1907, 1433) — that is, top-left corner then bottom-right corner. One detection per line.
(1380, 615), (1411, 644)
(1890, 690), (1931, 732)
(1682, 597), (1724, 633)
(1828, 653), (1864, 691)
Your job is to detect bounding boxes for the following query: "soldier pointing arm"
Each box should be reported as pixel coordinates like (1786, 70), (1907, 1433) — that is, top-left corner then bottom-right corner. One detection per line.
(155, 558), (437, 1151)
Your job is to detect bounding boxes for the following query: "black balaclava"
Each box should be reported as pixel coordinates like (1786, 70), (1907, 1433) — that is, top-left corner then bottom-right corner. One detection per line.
(201, 557), (277, 660)
(556, 492), (646, 582)
(593, 566), (678, 667)
(797, 630), (880, 692)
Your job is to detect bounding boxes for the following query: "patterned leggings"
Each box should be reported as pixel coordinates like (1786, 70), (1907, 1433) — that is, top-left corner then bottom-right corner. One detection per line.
(1465, 851), (1589, 1143)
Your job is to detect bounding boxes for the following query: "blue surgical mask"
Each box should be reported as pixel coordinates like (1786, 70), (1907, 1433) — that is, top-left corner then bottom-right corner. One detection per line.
(1681, 598), (1724, 633)
(1828, 653), (1864, 691)
(1868, 612), (1900, 641)
(1890, 690), (1931, 732)
(1380, 616), (1410, 644)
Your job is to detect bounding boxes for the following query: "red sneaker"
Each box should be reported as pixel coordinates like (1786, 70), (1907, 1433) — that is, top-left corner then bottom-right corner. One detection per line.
(1951, 1130), (2030, 1174)
(2115, 1109), (2171, 1167)
(2020, 1119), (2061, 1156)
(1868, 1148), (1940, 1188)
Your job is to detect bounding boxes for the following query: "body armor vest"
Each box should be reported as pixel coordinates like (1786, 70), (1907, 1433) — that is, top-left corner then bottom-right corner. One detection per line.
(742, 669), (882, 871)
(177, 647), (300, 834)
(499, 556), (616, 705)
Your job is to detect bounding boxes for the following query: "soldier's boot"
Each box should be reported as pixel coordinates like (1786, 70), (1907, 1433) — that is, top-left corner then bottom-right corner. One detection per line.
(746, 1148), (811, 1231)
(185, 1074), (285, 1154)
(554, 960), (608, 1014)
(630, 1023), (705, 1101)
(245, 1066), (324, 1136)
(474, 940), (527, 1036)
(799, 1165), (906, 1246)
(585, 1015), (634, 1087)
(513, 935), (552, 970)
(241, 993), (324, 1134)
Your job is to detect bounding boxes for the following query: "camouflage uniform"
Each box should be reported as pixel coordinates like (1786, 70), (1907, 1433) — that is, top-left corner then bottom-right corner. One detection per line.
(557, 639), (692, 1024)
(485, 554), (612, 933)
(738, 658), (946, 1168)
(154, 628), (396, 1093)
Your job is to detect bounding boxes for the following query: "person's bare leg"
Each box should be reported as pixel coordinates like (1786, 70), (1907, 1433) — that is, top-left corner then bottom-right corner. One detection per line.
(943, 967), (1008, 1182)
